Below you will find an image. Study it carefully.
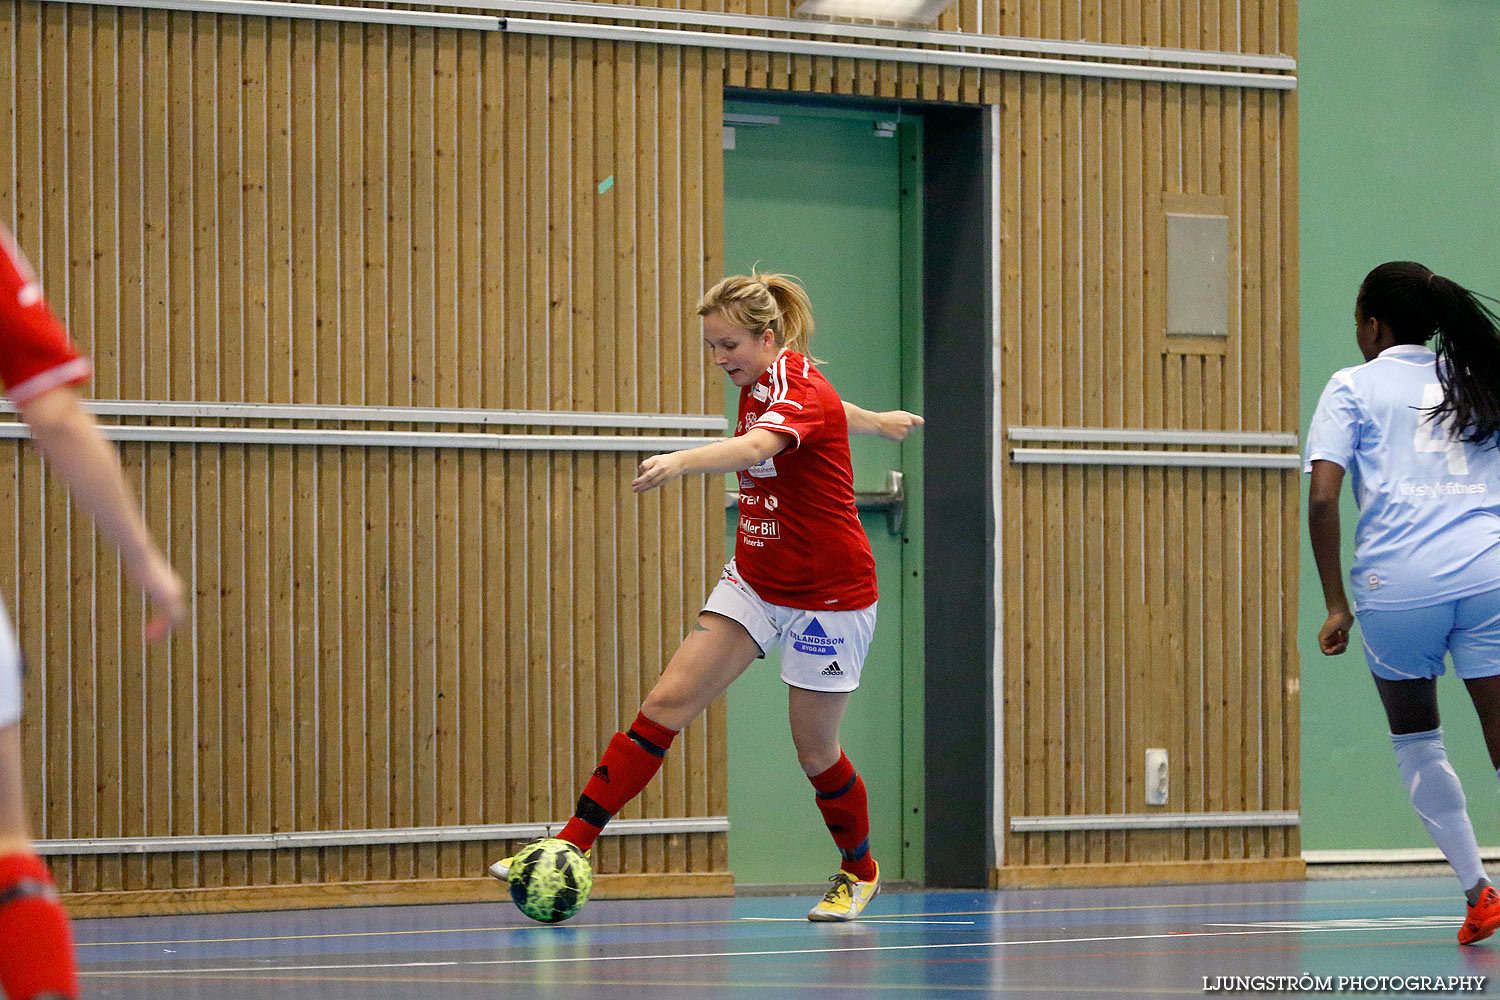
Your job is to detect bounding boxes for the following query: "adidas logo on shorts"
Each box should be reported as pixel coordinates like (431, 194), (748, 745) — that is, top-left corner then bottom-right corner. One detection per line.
(821, 661), (843, 676)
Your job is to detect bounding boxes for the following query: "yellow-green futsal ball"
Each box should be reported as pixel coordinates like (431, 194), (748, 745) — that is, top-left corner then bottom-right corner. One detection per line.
(509, 838), (593, 923)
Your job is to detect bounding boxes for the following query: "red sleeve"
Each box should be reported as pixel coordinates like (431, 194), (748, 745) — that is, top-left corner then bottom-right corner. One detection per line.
(749, 352), (823, 451)
(0, 225), (90, 404)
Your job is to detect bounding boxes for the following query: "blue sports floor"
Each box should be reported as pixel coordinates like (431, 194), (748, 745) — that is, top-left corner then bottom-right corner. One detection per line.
(74, 876), (1499, 998)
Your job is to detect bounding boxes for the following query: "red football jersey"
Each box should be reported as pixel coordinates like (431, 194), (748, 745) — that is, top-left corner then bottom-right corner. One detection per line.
(0, 225), (90, 403)
(732, 349), (877, 610)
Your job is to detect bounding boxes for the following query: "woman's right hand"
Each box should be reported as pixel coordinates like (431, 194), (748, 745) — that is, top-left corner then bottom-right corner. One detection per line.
(135, 552), (188, 643)
(1318, 607), (1354, 655)
(632, 452), (686, 493)
(18, 386), (189, 643)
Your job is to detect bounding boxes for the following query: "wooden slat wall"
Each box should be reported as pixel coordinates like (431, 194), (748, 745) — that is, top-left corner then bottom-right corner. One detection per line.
(1, 0), (1299, 903)
(0, 1), (729, 907)
(689, 0), (1302, 882)
(994, 1), (1301, 884)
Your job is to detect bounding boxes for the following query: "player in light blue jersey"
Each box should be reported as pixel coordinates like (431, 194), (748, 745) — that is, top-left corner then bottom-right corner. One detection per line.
(1308, 260), (1500, 945)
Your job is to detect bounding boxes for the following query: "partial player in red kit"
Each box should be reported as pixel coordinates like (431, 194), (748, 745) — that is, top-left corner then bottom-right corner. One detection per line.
(492, 272), (920, 920)
(0, 224), (185, 999)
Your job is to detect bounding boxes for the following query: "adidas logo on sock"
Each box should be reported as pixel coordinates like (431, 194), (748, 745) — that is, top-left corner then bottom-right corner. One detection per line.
(820, 661), (843, 676)
(592, 765), (610, 782)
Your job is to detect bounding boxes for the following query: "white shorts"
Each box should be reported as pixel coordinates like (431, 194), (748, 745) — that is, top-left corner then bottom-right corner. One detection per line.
(0, 594), (20, 728)
(702, 560), (876, 693)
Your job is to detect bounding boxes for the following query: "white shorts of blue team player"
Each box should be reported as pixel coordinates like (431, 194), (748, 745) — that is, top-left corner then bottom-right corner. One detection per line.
(0, 595), (21, 729)
(702, 559), (877, 693)
(1357, 586), (1500, 682)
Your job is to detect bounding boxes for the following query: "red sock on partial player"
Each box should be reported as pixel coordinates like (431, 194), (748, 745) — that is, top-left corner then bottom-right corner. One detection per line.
(809, 751), (877, 882)
(559, 712), (678, 851)
(0, 853), (78, 1000)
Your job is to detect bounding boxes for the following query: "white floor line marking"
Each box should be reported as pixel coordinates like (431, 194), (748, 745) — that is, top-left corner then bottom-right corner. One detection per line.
(74, 894), (1468, 950)
(739, 918), (977, 925)
(1206, 916), (1458, 930)
(80, 922), (1450, 978)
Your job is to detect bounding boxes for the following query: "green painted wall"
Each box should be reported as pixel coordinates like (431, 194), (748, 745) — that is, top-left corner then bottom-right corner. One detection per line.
(1299, 1), (1500, 851)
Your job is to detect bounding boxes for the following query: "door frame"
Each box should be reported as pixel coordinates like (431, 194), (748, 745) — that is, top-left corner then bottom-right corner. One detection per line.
(721, 92), (930, 884)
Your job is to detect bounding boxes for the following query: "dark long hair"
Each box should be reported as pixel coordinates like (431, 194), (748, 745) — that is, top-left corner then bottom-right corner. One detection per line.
(1357, 261), (1500, 443)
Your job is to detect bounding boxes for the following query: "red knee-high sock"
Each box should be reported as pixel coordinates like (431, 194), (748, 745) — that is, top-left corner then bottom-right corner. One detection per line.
(0, 853), (78, 1000)
(810, 751), (877, 882)
(559, 712), (678, 851)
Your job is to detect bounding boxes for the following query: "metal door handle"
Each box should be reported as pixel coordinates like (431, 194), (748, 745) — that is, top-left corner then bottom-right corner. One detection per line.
(854, 470), (905, 535)
(725, 470), (905, 535)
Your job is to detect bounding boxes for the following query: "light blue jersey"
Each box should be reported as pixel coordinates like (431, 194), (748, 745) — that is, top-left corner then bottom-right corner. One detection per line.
(1305, 343), (1500, 610)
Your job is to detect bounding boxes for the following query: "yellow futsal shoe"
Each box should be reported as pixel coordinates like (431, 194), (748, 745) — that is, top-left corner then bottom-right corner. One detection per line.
(487, 841), (587, 883)
(807, 862), (880, 921)
(487, 851), (520, 883)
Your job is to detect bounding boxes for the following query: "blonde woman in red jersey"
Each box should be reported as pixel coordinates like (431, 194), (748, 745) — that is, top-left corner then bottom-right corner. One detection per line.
(0, 225), (185, 1000)
(491, 272), (920, 920)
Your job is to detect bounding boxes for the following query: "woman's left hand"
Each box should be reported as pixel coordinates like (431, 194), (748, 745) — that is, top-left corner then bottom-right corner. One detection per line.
(875, 410), (924, 442)
(633, 452), (685, 493)
(1318, 608), (1354, 655)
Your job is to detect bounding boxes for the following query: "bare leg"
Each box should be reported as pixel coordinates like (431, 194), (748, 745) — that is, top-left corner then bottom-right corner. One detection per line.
(788, 687), (851, 776)
(555, 613), (762, 852)
(641, 612), (762, 730)
(0, 724), (30, 857)
(1372, 675), (1439, 734)
(1464, 674), (1500, 770)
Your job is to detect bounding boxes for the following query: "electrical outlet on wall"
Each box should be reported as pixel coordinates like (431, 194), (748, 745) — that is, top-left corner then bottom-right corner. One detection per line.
(1145, 748), (1169, 806)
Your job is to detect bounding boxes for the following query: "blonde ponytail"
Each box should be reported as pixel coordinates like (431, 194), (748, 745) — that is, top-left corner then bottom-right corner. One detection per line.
(697, 271), (823, 363)
(758, 274), (817, 358)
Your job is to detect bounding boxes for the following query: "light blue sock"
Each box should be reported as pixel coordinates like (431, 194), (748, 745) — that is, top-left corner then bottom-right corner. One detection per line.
(1392, 728), (1487, 891)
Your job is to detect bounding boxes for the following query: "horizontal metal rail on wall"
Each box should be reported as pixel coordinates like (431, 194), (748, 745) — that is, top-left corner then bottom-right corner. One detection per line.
(472, 0), (1297, 72)
(1011, 448), (1301, 469)
(502, 18), (1297, 90)
(0, 423), (715, 452)
(1303, 848), (1500, 865)
(44, 0), (1297, 90)
(34, 816), (729, 856)
(1010, 810), (1300, 833)
(0, 400), (726, 450)
(55, 0), (498, 28)
(1008, 426), (1299, 448)
(0, 399), (728, 433)
(1007, 425), (1302, 469)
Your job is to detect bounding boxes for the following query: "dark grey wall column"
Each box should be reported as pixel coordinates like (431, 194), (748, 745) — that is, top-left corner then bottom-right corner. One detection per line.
(922, 107), (993, 888)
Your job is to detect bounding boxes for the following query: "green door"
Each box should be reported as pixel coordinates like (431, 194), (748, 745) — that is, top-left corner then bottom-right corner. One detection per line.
(722, 101), (925, 886)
